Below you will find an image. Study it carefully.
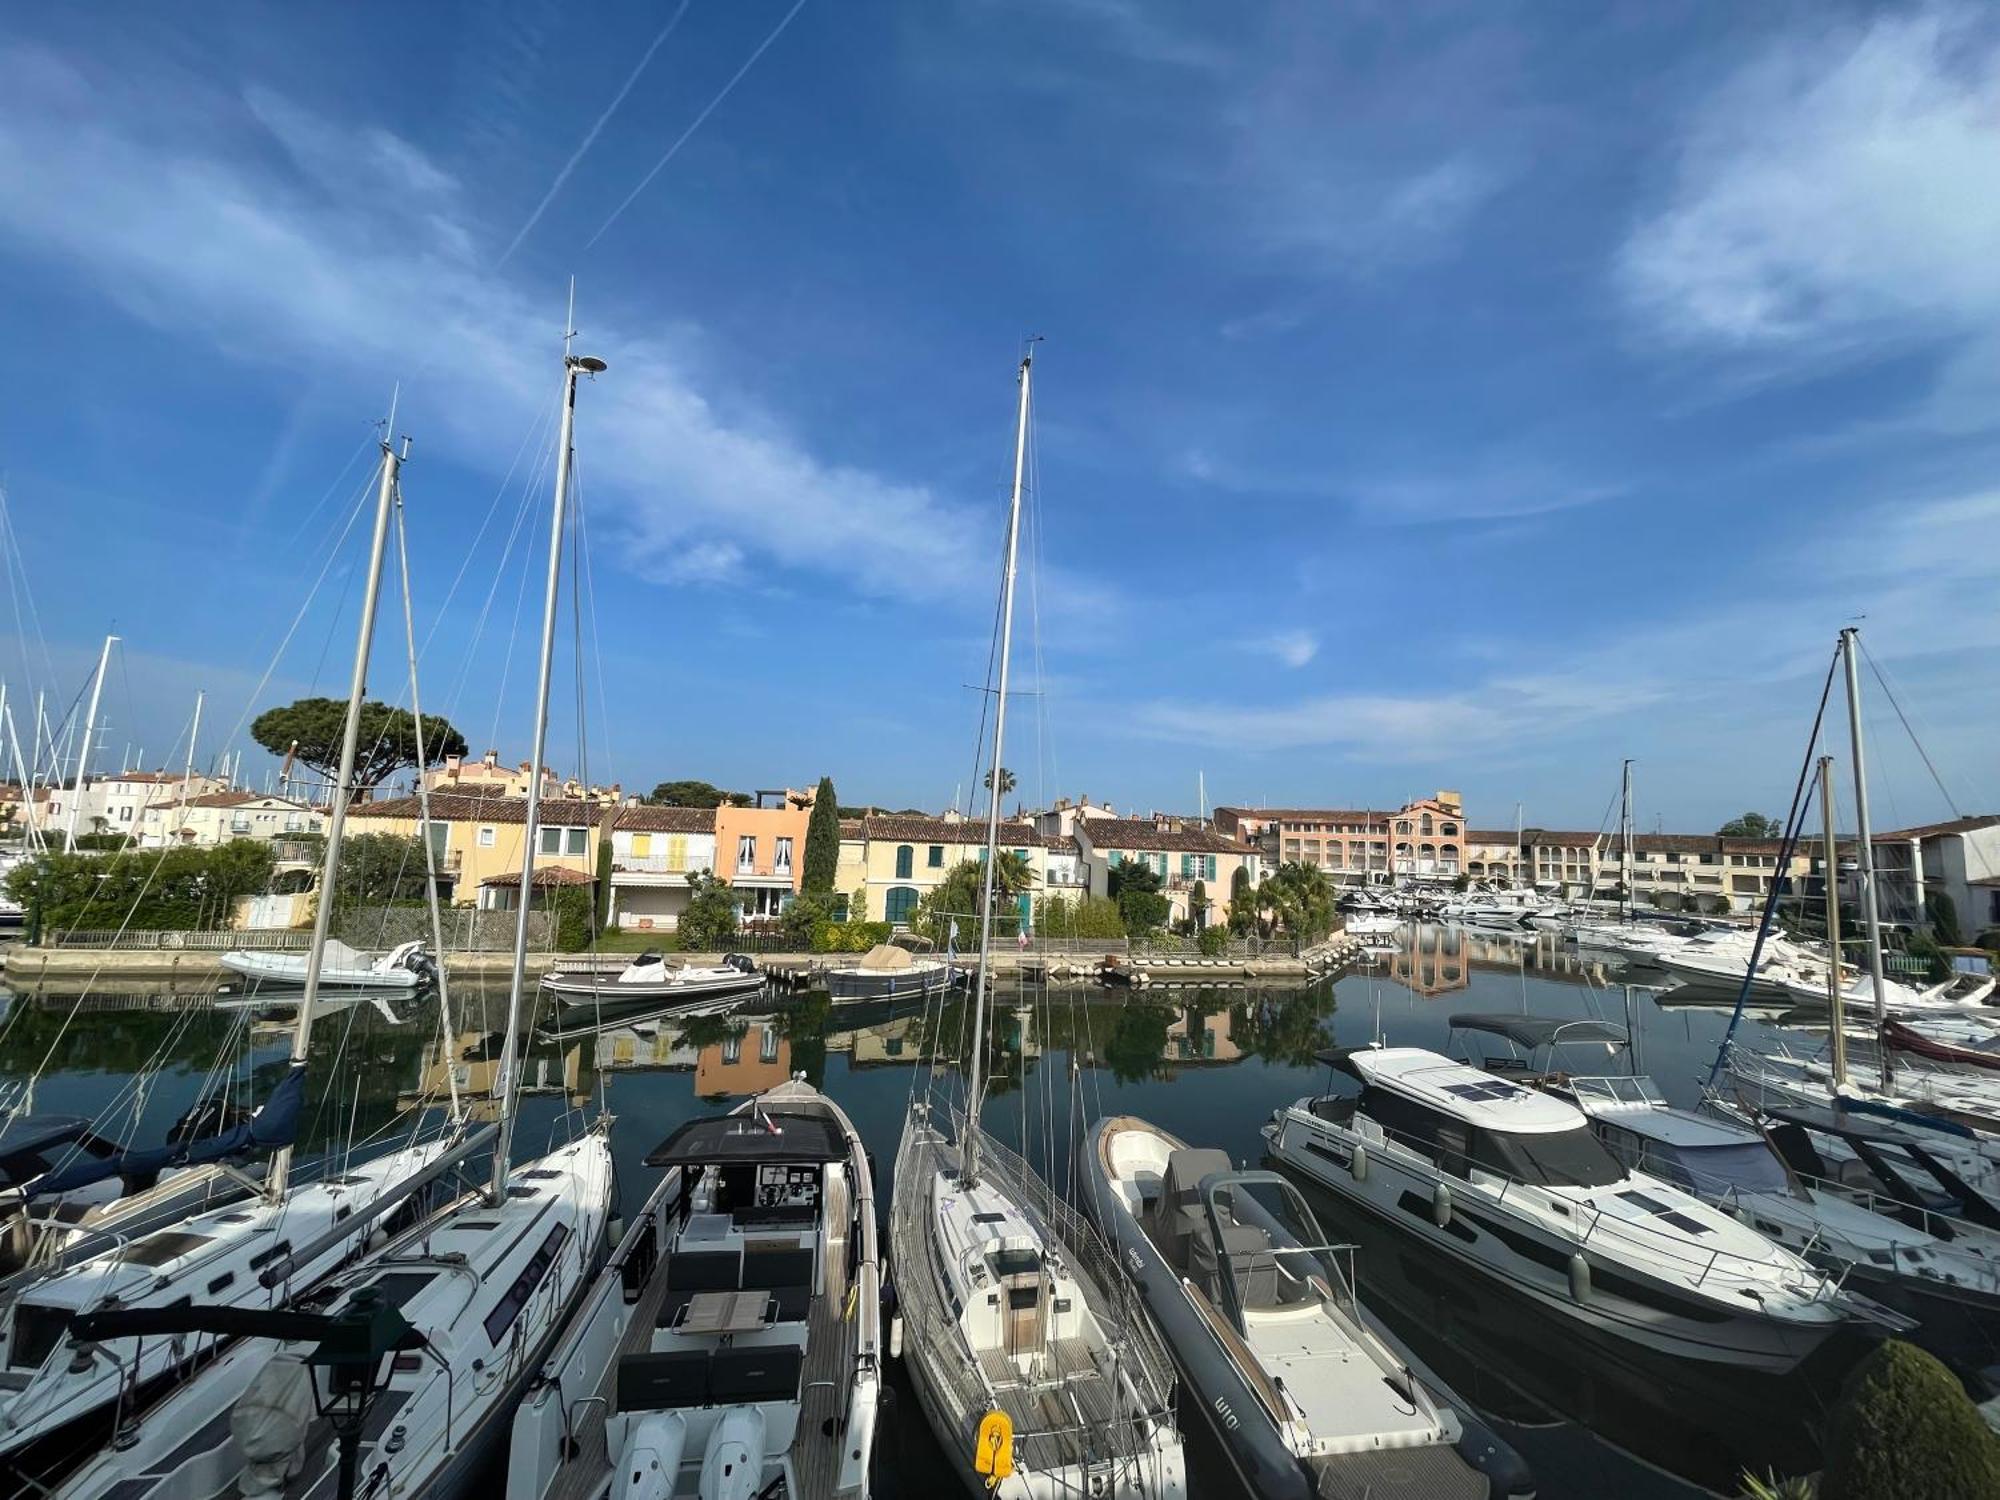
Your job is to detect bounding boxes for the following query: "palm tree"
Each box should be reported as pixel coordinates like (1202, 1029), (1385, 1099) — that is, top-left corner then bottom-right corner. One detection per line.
(984, 766), (1016, 797)
(992, 849), (1035, 900)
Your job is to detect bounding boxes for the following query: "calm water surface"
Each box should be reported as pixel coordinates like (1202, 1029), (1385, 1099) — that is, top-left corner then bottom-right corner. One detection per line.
(2, 927), (1850, 1498)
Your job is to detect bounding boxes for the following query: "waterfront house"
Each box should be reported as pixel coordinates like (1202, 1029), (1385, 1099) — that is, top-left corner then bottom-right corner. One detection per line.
(345, 787), (610, 907)
(1868, 816), (2000, 936)
(604, 804), (717, 931)
(856, 812), (1045, 926)
(46, 769), (227, 842)
(422, 750), (559, 799)
(1074, 815), (1260, 928)
(1041, 835), (1088, 898)
(1464, 830), (1526, 884)
(1519, 829), (1603, 898)
(140, 790), (323, 850)
(1215, 791), (1464, 886)
(713, 789), (812, 922)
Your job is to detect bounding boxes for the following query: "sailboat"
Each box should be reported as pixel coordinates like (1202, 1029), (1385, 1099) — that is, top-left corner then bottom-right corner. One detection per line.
(0, 431), (472, 1491)
(46, 348), (620, 1500)
(889, 354), (1187, 1499)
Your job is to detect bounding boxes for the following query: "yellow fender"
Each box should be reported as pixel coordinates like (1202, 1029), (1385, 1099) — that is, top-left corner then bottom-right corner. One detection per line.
(974, 1408), (1015, 1487)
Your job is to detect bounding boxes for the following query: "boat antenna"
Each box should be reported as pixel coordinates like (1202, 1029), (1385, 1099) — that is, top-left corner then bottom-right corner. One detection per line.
(490, 342), (606, 1204)
(267, 427), (400, 1202)
(962, 347), (1034, 1189)
(1818, 755), (1847, 1088)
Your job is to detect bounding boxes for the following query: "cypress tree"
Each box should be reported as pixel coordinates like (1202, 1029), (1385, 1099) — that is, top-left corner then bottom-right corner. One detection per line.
(803, 775), (840, 894)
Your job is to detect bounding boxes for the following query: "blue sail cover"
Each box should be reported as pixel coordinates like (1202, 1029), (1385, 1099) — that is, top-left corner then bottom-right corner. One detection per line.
(23, 1064), (308, 1197)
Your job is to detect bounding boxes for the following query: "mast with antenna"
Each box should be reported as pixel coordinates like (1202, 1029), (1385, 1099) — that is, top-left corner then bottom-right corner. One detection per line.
(491, 339), (606, 1204)
(1620, 760), (1634, 923)
(266, 431), (400, 1203)
(962, 349), (1033, 1189)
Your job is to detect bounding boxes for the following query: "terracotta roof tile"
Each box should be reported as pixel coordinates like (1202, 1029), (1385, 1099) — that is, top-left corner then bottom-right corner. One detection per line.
(1874, 814), (2000, 841)
(480, 866), (596, 887)
(1077, 818), (1251, 854)
(353, 792), (610, 827)
(861, 814), (1041, 846)
(613, 805), (716, 833)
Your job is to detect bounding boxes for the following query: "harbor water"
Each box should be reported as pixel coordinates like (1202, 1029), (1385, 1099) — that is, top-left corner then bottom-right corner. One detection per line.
(1, 926), (1863, 1498)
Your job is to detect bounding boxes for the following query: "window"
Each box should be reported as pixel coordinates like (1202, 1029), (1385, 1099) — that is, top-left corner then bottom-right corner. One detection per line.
(894, 844), (913, 879)
(426, 823), (447, 858)
(1420, 814), (1434, 836)
(738, 835), (756, 868)
(631, 833), (652, 857)
(479, 826), (496, 847)
(885, 886), (919, 924)
(567, 827), (587, 856)
(1471, 1125), (1625, 1189)
(666, 835), (688, 871)
(117, 805), (132, 822)
(775, 837), (793, 873)
(540, 826), (561, 855)
(928, 844), (944, 868)
(760, 1027), (781, 1064)
(486, 1224), (571, 1345)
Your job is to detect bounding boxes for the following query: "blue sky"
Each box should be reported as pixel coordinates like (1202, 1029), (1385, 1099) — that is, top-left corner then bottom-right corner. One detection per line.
(1, 1), (1996, 835)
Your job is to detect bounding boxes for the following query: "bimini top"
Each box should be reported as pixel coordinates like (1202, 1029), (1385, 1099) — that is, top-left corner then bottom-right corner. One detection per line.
(644, 1110), (847, 1168)
(1448, 1013), (1629, 1051)
(1350, 1047), (1584, 1134)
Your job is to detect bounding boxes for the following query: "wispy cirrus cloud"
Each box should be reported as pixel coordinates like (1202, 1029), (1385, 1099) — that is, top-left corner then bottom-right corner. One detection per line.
(1240, 630), (1319, 669)
(1618, 4), (2000, 430)
(0, 41), (997, 604)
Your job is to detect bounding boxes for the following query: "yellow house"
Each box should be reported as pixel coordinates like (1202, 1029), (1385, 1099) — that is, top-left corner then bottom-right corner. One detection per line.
(856, 813), (1045, 926)
(347, 789), (610, 907)
(1074, 817), (1261, 928)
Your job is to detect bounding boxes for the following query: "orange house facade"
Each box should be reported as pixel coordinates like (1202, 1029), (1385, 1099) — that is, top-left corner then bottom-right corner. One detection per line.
(1216, 791), (1465, 885)
(713, 790), (813, 920)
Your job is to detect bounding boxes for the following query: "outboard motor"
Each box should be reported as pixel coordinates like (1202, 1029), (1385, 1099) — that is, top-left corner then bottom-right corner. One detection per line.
(699, 1406), (766, 1500)
(617, 1411), (689, 1500)
(722, 953), (758, 976)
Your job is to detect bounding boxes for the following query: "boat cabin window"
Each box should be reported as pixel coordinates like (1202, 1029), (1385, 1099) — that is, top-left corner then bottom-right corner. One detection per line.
(116, 1231), (213, 1265)
(485, 1223), (571, 1346)
(9, 1302), (72, 1369)
(1607, 1132), (1789, 1197)
(1470, 1125), (1625, 1189)
(990, 1247), (1041, 1278)
(1358, 1086), (1454, 1152)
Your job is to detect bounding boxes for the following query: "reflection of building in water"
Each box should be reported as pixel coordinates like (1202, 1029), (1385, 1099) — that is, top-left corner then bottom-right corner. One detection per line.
(1390, 925), (1469, 998)
(593, 1025), (700, 1072)
(694, 1020), (789, 1097)
(402, 1032), (586, 1120)
(1164, 1005), (1243, 1064)
(1462, 929), (1617, 987)
(833, 1016), (924, 1067)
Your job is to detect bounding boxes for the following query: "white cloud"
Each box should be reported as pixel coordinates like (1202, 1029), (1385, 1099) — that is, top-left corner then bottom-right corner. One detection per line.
(1242, 630), (1319, 669)
(1136, 692), (1505, 759)
(1620, 5), (2000, 381)
(0, 42), (993, 603)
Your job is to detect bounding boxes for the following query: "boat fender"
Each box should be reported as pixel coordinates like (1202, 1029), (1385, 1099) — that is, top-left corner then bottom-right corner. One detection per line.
(1568, 1253), (1591, 1303)
(618, 1410), (688, 1500)
(1431, 1183), (1452, 1228)
(1350, 1144), (1368, 1183)
(699, 1406), (765, 1500)
(608, 1215), (624, 1249)
(889, 1312), (904, 1361)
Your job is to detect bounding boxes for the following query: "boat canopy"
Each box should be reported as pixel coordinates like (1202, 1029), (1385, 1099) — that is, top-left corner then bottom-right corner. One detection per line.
(1765, 1102), (1972, 1148)
(644, 1110), (846, 1168)
(1448, 1013), (1629, 1050)
(22, 1063), (308, 1197)
(0, 1115), (105, 1187)
(857, 944), (914, 972)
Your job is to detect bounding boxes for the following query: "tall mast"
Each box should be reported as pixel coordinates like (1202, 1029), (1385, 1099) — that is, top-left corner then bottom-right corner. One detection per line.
(1840, 627), (1892, 1091)
(64, 634), (117, 850)
(175, 690), (205, 842)
(962, 351), (1032, 1188)
(1818, 755), (1847, 1088)
(1620, 760), (1634, 922)
(390, 451), (462, 1124)
(266, 436), (400, 1202)
(491, 348), (605, 1204)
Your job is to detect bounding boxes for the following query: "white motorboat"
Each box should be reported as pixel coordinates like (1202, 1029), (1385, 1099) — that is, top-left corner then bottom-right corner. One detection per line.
(508, 1077), (882, 1500)
(542, 950), (763, 1014)
(1078, 1115), (1532, 1500)
(1264, 1044), (1881, 1372)
(220, 937), (434, 992)
(824, 941), (959, 1001)
(1340, 912), (1403, 939)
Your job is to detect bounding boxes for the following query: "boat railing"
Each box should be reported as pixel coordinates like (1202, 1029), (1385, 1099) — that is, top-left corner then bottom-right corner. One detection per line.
(1568, 1075), (1669, 1111)
(1350, 1117), (1840, 1294)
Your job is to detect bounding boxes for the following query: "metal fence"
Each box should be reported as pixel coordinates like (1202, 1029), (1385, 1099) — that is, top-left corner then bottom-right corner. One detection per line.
(333, 905), (551, 952)
(55, 929), (311, 950)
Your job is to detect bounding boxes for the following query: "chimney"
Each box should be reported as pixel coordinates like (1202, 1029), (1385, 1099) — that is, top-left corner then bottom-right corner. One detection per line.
(483, 750), (500, 768)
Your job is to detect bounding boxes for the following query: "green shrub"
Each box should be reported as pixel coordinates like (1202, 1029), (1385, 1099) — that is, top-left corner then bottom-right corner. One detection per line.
(1822, 1339), (2000, 1500)
(780, 893), (832, 950)
(812, 919), (890, 953)
(677, 870), (739, 951)
(7, 840), (275, 932)
(547, 886), (596, 952)
(1926, 891), (1964, 947)
(1033, 894), (1124, 939)
(1197, 925), (1229, 957)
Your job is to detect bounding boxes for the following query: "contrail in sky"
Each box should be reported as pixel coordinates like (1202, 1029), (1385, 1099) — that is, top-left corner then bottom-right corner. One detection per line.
(586, 0), (811, 250)
(495, 0), (693, 268)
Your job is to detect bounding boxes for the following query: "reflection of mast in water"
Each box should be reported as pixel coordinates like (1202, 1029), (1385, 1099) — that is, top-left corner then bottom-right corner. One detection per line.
(400, 1028), (585, 1119)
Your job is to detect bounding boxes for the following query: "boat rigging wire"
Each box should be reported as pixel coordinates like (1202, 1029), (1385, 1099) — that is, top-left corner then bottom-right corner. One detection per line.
(1704, 644), (1842, 1090)
(1859, 638), (1967, 821)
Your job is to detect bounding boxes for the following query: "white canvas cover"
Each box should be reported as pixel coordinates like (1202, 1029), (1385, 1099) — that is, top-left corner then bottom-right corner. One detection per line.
(231, 1353), (316, 1495)
(857, 944), (914, 972)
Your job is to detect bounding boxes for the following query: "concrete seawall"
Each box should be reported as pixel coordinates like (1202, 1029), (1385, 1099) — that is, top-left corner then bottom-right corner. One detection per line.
(2, 937), (1363, 988)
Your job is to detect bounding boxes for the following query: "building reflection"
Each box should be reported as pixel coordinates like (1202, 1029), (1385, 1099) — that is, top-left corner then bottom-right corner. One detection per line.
(401, 1029), (587, 1119)
(1389, 925), (1469, 997)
